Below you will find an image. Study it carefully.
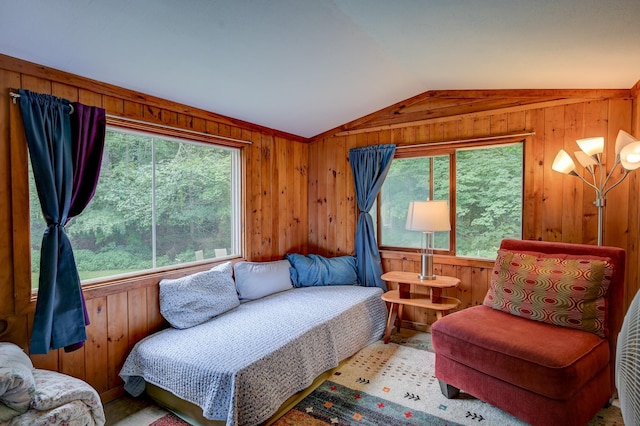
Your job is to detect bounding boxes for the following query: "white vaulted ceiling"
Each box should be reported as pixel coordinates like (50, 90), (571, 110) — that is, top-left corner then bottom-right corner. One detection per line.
(1, 0), (639, 138)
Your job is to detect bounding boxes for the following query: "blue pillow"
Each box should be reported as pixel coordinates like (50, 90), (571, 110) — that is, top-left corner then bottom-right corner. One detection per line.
(285, 253), (360, 287)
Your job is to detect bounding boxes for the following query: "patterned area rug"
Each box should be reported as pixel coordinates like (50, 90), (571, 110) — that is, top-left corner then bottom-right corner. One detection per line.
(273, 332), (624, 426)
(149, 413), (190, 425)
(113, 330), (624, 425)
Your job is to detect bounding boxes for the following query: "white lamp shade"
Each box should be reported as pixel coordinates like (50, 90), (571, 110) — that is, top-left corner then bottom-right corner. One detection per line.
(406, 200), (451, 232)
(620, 141), (640, 171)
(576, 137), (605, 156)
(574, 150), (597, 169)
(551, 149), (576, 174)
(615, 130), (639, 155)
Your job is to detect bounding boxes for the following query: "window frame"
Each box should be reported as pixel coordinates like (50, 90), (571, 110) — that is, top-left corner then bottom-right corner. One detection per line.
(377, 137), (525, 258)
(24, 119), (246, 294)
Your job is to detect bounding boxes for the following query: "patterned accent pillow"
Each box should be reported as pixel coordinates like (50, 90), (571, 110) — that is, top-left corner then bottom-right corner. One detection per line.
(483, 250), (613, 337)
(160, 261), (240, 329)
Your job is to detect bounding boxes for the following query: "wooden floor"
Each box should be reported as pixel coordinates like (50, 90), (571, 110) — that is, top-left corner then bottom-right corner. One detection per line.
(103, 393), (157, 425)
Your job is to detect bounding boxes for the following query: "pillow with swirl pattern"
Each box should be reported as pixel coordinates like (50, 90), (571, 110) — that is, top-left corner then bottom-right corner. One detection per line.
(483, 250), (613, 337)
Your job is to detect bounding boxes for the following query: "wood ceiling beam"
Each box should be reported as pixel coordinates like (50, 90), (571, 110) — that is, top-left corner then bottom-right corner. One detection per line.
(311, 89), (631, 141)
(332, 97), (603, 137)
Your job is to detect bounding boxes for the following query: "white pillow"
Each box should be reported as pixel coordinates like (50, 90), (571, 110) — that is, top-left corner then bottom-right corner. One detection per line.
(234, 260), (293, 301)
(159, 261), (240, 329)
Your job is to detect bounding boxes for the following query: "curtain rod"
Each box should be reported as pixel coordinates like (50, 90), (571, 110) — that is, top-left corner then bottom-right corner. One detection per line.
(9, 90), (251, 145)
(105, 114), (252, 145)
(10, 90), (75, 114)
(396, 131), (536, 149)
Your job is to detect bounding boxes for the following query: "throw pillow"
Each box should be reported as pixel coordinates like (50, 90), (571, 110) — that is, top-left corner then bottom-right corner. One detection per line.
(483, 250), (613, 337)
(233, 260), (293, 301)
(285, 253), (359, 287)
(159, 261), (240, 329)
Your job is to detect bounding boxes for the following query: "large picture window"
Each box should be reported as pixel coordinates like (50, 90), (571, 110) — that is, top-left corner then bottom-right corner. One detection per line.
(379, 142), (523, 259)
(29, 128), (241, 286)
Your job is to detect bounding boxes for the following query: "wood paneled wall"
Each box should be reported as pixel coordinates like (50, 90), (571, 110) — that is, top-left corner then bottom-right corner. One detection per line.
(0, 55), (308, 401)
(1, 53), (639, 402)
(309, 92), (640, 328)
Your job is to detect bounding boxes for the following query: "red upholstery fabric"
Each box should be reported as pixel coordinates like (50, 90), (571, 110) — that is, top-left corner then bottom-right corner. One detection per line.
(433, 305), (609, 399)
(499, 239), (626, 396)
(435, 353), (611, 426)
(431, 239), (625, 426)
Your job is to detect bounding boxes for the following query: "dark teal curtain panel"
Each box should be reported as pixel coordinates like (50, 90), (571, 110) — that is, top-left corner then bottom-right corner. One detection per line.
(349, 144), (396, 290)
(19, 89), (87, 354)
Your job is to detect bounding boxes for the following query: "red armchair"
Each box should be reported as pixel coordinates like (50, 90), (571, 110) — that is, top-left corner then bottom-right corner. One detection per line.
(431, 239), (625, 426)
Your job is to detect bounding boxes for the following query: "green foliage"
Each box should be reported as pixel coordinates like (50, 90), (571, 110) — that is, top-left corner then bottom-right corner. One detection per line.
(30, 130), (237, 282)
(380, 143), (523, 259)
(456, 144), (522, 257)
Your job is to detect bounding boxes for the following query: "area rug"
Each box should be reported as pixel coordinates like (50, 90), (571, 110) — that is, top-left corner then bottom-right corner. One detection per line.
(113, 331), (624, 425)
(272, 336), (624, 426)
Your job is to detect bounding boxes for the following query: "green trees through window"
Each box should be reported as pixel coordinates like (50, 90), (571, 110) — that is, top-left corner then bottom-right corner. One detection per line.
(379, 143), (523, 259)
(29, 128), (241, 286)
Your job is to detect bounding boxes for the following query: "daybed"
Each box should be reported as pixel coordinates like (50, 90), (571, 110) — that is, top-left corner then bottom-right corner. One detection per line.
(431, 239), (625, 426)
(120, 255), (387, 426)
(0, 342), (105, 426)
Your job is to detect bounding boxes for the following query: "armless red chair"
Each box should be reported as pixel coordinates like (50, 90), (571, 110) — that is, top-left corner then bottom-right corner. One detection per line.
(431, 239), (625, 426)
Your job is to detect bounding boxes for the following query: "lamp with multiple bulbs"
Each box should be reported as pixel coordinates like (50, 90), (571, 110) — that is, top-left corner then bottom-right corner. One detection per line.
(551, 129), (640, 245)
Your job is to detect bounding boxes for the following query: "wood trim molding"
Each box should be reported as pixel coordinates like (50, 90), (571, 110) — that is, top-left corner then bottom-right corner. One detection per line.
(631, 78), (640, 97)
(0, 54), (308, 143)
(381, 250), (494, 269)
(311, 89), (632, 141)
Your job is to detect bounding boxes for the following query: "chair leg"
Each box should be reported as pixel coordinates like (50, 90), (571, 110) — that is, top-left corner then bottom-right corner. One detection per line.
(438, 380), (460, 399)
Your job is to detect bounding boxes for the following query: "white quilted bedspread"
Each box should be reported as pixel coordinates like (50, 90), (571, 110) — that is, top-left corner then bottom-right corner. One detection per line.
(120, 285), (386, 425)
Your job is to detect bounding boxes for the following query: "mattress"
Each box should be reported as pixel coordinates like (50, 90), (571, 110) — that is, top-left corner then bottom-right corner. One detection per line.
(120, 285), (386, 425)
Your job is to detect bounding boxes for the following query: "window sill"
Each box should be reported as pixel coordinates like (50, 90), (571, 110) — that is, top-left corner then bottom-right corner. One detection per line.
(380, 249), (494, 268)
(29, 256), (244, 303)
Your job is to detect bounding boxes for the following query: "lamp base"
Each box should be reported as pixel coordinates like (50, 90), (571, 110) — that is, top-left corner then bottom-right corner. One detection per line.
(418, 252), (436, 280)
(417, 274), (437, 280)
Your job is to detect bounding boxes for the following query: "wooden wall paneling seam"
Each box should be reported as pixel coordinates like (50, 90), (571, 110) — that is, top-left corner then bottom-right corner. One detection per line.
(524, 110), (544, 241)
(307, 138), (319, 252)
(562, 102), (585, 243)
(2, 70), (21, 317)
(345, 134), (358, 256)
(85, 296), (109, 393)
(316, 137), (329, 256)
(106, 292), (129, 391)
(78, 89), (103, 108)
(542, 105), (566, 242)
(334, 136), (347, 256)
(582, 100), (610, 245)
(260, 134), (274, 260)
(603, 99), (633, 250)
(276, 136), (287, 257)
(326, 138), (337, 256)
(127, 288), (148, 348)
(249, 131), (262, 260)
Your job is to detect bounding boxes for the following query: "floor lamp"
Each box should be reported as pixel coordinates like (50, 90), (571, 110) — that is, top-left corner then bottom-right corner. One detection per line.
(405, 200), (451, 280)
(551, 130), (640, 245)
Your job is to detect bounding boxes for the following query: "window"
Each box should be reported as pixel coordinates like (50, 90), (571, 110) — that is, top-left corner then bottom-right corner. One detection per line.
(29, 127), (241, 286)
(379, 142), (523, 259)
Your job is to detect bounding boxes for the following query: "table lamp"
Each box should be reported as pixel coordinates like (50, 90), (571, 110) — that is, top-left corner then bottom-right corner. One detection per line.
(405, 200), (451, 280)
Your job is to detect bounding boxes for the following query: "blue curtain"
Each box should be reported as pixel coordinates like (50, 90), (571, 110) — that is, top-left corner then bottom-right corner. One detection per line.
(349, 144), (396, 290)
(19, 89), (86, 354)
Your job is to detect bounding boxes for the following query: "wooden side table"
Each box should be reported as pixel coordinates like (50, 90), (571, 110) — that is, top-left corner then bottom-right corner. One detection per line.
(381, 271), (461, 344)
